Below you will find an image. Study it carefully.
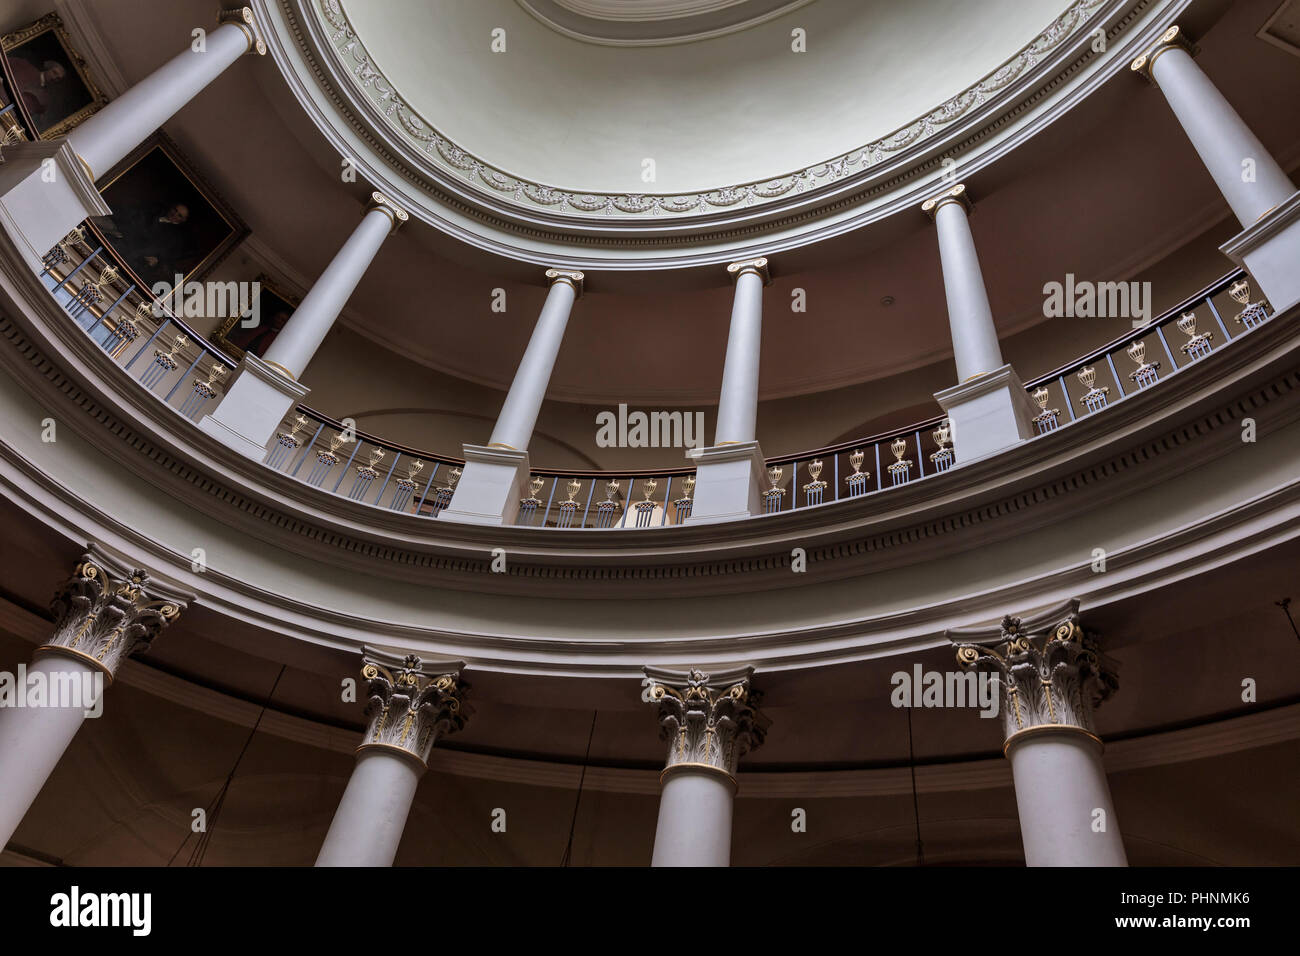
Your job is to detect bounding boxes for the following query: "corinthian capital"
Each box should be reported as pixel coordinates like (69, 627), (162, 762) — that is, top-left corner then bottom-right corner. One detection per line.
(40, 553), (188, 681)
(358, 651), (469, 767)
(948, 599), (1118, 748)
(642, 666), (769, 778)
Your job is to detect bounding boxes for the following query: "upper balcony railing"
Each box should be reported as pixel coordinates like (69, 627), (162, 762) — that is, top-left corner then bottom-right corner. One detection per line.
(39, 224), (1275, 530)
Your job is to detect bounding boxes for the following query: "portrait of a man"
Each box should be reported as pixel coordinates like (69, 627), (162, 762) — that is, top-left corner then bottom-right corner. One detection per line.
(91, 138), (246, 291)
(0, 17), (102, 138)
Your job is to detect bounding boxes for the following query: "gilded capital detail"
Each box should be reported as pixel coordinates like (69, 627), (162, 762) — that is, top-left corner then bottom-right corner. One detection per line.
(922, 183), (971, 219)
(950, 601), (1118, 749)
(365, 190), (410, 232)
(726, 257), (770, 285)
(544, 268), (585, 297)
(40, 556), (187, 681)
(642, 667), (769, 779)
(218, 6), (267, 56)
(1129, 25), (1195, 84)
(358, 654), (469, 767)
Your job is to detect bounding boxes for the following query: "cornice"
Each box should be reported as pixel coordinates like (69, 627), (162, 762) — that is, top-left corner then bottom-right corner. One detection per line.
(254, 0), (1184, 264)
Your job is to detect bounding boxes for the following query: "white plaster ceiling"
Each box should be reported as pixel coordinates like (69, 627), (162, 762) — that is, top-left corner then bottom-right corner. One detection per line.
(342, 0), (1070, 194)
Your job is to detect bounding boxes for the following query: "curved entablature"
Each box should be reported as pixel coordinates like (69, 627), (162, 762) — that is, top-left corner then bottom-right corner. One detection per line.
(261, 0), (1185, 265)
(2, 228), (1299, 677)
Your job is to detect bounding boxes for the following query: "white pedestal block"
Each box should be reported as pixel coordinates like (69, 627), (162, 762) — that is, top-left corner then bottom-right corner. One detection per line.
(684, 440), (766, 524)
(438, 444), (531, 527)
(934, 364), (1037, 464)
(0, 141), (110, 272)
(1220, 190), (1300, 315)
(197, 354), (310, 461)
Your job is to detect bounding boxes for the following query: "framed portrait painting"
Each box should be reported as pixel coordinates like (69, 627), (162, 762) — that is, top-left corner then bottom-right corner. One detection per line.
(88, 133), (248, 292)
(0, 13), (106, 139)
(212, 276), (300, 361)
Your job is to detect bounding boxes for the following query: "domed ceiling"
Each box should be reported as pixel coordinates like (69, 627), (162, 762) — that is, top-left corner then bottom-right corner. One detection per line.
(321, 0), (1073, 205)
(519, 0), (819, 45)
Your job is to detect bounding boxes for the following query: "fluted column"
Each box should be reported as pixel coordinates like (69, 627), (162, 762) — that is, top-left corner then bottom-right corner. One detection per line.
(67, 7), (266, 181)
(198, 192), (407, 460)
(1131, 26), (1294, 228)
(924, 184), (1036, 462)
(714, 258), (769, 444)
(922, 185), (1004, 384)
(641, 667), (768, 867)
(949, 601), (1127, 866)
(0, 555), (186, 848)
(487, 269), (583, 451)
(316, 654), (469, 867)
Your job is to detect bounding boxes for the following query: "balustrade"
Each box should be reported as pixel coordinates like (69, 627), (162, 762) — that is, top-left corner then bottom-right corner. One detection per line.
(38, 224), (1275, 533)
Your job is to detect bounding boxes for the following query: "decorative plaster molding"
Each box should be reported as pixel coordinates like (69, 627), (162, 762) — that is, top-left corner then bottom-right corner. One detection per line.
(356, 649), (469, 767)
(951, 600), (1119, 745)
(643, 666), (768, 776)
(41, 550), (190, 681)
(311, 0), (1110, 220)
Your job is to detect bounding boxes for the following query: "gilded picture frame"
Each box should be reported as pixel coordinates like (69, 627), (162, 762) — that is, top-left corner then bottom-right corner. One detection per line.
(211, 274), (301, 361)
(87, 132), (249, 294)
(0, 13), (106, 139)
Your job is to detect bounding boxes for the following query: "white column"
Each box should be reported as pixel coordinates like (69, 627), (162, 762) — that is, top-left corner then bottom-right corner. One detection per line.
(316, 656), (468, 867)
(923, 186), (1004, 384)
(487, 269), (583, 451)
(1133, 25), (1300, 314)
(1132, 26), (1295, 228)
(315, 749), (421, 867)
(714, 259), (768, 444)
(197, 192), (407, 460)
(67, 8), (266, 181)
(924, 184), (1036, 462)
(642, 667), (768, 867)
(1006, 729), (1127, 867)
(951, 601), (1128, 867)
(684, 259), (771, 524)
(260, 194), (407, 381)
(0, 556), (186, 849)
(652, 768), (735, 867)
(438, 269), (581, 526)
(0, 656), (102, 847)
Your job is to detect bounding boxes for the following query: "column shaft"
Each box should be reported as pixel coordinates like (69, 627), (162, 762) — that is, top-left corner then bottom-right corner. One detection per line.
(1007, 731), (1128, 866)
(315, 749), (422, 867)
(260, 206), (395, 379)
(714, 268), (764, 444)
(488, 276), (578, 450)
(651, 769), (735, 866)
(0, 656), (100, 847)
(67, 22), (252, 178)
(1149, 47), (1295, 227)
(933, 199), (1005, 382)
